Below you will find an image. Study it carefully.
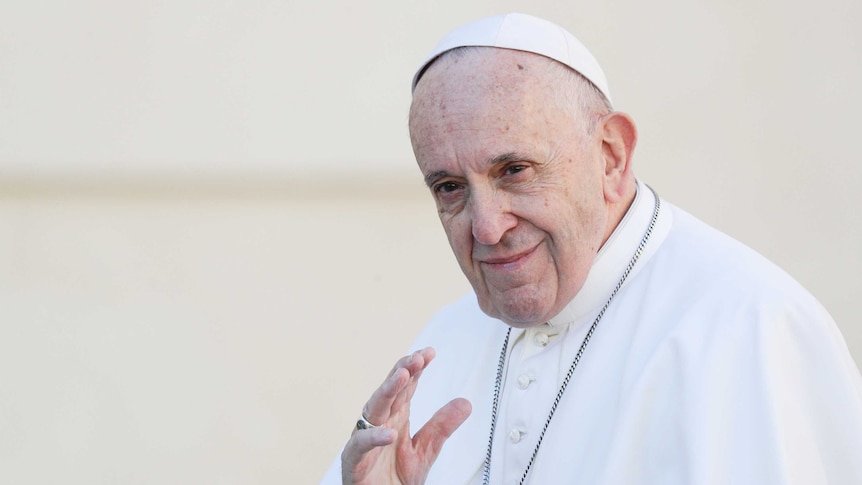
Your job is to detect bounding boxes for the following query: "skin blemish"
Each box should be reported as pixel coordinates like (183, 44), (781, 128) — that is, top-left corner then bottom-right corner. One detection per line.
(517, 64), (524, 70)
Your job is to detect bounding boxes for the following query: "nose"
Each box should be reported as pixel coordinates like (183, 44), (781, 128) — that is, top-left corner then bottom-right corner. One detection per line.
(469, 189), (517, 246)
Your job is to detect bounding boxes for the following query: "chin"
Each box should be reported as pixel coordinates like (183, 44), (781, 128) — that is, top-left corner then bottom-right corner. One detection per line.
(483, 295), (554, 328)
(472, 277), (565, 326)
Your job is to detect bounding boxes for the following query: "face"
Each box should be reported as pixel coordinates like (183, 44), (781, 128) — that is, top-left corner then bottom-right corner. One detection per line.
(409, 49), (617, 328)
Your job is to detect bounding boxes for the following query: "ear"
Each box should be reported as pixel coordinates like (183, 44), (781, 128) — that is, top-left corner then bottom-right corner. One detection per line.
(599, 112), (638, 203)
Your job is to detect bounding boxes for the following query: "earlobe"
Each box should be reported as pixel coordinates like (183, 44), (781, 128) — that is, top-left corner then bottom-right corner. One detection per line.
(600, 112), (638, 202)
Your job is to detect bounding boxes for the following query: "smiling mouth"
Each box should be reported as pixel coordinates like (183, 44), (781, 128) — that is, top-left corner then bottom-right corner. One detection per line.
(480, 244), (539, 268)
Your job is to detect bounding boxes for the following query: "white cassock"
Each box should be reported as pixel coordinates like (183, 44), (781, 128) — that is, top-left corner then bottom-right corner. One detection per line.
(321, 181), (862, 484)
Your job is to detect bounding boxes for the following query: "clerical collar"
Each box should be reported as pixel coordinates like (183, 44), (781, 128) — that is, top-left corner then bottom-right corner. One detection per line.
(546, 180), (670, 330)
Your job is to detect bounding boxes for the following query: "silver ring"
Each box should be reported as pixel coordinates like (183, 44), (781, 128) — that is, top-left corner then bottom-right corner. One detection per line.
(356, 414), (380, 431)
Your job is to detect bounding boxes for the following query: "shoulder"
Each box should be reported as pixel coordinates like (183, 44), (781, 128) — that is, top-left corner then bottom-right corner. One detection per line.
(655, 203), (823, 312)
(409, 292), (503, 351)
(408, 292), (509, 382)
(627, 201), (847, 368)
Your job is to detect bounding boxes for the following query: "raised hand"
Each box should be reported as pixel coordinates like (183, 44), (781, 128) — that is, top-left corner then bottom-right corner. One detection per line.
(341, 347), (472, 485)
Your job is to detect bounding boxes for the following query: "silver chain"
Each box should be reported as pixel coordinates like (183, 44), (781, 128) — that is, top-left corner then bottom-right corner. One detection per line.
(482, 186), (661, 485)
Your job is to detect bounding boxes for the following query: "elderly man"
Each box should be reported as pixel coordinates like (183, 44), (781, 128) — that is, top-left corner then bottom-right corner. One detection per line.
(322, 13), (862, 484)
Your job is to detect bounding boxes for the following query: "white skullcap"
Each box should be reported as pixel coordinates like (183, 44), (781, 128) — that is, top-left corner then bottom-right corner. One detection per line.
(411, 13), (612, 104)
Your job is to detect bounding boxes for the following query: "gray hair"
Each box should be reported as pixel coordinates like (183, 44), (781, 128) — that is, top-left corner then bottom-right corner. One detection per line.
(543, 57), (613, 137)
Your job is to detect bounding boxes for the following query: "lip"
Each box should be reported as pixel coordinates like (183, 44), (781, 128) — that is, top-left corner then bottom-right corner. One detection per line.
(480, 244), (539, 268)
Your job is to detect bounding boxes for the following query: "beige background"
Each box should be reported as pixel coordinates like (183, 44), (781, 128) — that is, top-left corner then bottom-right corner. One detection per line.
(0, 1), (859, 483)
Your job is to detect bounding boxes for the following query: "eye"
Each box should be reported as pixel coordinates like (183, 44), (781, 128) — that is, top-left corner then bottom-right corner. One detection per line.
(504, 164), (528, 176)
(434, 181), (462, 194)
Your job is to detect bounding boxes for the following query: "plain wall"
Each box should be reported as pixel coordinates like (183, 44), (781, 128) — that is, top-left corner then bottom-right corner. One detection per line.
(0, 1), (859, 483)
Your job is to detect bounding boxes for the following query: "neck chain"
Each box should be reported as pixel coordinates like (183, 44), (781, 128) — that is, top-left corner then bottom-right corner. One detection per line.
(482, 187), (661, 485)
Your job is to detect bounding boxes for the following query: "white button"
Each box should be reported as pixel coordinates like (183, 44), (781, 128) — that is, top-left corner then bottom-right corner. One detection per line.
(534, 332), (549, 347)
(508, 428), (525, 443)
(517, 374), (533, 389)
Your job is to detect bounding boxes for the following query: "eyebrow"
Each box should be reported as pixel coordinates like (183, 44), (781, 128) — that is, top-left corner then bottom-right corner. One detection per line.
(424, 170), (449, 188)
(489, 152), (521, 165)
(423, 152), (524, 188)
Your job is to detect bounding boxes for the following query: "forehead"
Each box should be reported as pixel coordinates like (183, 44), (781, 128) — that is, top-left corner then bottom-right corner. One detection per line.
(411, 48), (555, 113)
(409, 49), (567, 159)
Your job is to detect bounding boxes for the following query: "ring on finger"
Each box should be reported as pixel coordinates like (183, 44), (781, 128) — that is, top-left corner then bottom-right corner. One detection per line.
(355, 414), (380, 431)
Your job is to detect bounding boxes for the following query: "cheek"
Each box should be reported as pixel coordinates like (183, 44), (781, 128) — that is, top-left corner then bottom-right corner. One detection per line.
(442, 216), (472, 261)
(537, 196), (605, 265)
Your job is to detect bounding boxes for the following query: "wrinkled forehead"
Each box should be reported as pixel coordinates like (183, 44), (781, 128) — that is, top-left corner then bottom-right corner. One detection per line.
(409, 48), (554, 128)
(411, 13), (611, 103)
(407, 49), (575, 166)
(414, 47), (548, 96)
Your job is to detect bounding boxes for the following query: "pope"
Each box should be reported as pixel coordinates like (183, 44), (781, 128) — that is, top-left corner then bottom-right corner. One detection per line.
(322, 13), (862, 485)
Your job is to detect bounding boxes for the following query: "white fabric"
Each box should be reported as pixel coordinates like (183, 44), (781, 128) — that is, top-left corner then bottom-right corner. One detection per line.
(321, 182), (862, 484)
(411, 13), (612, 103)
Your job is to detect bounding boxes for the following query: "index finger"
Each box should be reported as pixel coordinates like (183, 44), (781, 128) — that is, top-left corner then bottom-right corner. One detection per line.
(363, 347), (436, 427)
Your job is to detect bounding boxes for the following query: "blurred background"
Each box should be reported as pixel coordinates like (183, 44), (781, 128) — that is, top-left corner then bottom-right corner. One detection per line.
(0, 0), (859, 483)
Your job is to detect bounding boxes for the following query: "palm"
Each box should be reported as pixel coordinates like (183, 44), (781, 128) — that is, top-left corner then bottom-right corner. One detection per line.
(342, 348), (471, 485)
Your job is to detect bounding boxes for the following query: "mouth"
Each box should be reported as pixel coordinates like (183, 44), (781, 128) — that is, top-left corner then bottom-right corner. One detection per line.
(480, 244), (539, 270)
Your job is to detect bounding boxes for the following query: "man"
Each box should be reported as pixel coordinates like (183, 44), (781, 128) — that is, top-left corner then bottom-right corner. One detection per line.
(322, 13), (862, 484)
